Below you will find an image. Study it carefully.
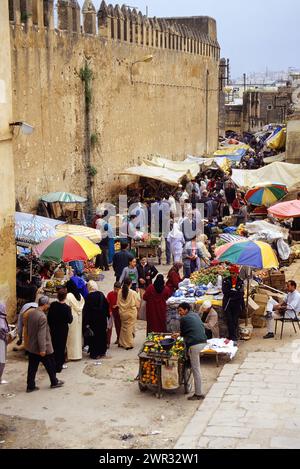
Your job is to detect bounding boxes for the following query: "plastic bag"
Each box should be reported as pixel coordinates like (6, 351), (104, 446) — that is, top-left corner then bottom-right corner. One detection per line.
(178, 279), (190, 288)
(277, 239), (291, 261)
(161, 361), (179, 390)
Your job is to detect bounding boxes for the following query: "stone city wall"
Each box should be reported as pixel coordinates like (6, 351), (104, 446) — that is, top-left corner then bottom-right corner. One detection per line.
(1, 1), (16, 321)
(9, 0), (220, 211)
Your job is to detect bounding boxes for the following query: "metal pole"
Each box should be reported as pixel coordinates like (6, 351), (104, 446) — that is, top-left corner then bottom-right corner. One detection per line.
(246, 271), (251, 327)
(30, 247), (33, 282)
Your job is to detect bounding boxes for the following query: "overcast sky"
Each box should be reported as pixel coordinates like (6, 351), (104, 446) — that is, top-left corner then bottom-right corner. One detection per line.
(78, 0), (299, 78)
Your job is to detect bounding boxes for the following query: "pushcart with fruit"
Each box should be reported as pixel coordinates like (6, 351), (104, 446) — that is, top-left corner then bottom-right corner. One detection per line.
(137, 333), (193, 399)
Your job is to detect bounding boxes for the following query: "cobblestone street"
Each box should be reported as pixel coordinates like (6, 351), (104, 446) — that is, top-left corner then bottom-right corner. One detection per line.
(176, 341), (300, 449)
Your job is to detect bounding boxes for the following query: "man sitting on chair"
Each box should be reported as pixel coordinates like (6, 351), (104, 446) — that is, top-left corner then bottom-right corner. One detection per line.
(264, 281), (300, 339)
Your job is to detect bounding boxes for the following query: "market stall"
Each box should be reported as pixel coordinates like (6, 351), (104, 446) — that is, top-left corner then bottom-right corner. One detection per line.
(215, 239), (279, 326)
(268, 200), (300, 242)
(33, 234), (102, 298)
(38, 192), (87, 224)
(138, 333), (193, 398)
(166, 265), (231, 338)
(15, 212), (66, 290)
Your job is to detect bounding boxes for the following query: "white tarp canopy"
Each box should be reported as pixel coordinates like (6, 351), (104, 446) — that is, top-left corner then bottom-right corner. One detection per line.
(144, 156), (199, 178)
(119, 164), (187, 186)
(263, 153), (286, 164)
(245, 220), (289, 241)
(186, 155), (232, 171)
(232, 162), (300, 189)
(185, 155), (216, 167)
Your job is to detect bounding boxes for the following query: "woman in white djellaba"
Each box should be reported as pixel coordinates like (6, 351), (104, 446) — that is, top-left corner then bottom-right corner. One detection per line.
(167, 223), (185, 263)
(65, 280), (85, 361)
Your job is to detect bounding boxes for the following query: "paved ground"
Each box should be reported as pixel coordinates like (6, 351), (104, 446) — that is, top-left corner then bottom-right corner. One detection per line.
(175, 261), (300, 449)
(176, 339), (300, 449)
(1, 262), (300, 449)
(0, 265), (222, 449)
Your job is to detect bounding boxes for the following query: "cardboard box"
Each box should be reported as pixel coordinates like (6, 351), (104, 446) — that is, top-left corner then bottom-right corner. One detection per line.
(248, 297), (260, 312)
(269, 271), (286, 291)
(253, 293), (269, 305)
(257, 288), (285, 302)
(255, 305), (267, 317)
(257, 288), (273, 296)
(252, 315), (267, 329)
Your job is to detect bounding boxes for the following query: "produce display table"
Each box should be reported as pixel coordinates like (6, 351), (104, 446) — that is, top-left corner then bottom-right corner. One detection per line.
(166, 296), (223, 334)
(199, 349), (229, 367)
(166, 300), (197, 333)
(200, 339), (238, 367)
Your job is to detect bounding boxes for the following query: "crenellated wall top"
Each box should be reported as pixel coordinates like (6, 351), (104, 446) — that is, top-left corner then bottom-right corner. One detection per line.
(8, 0), (220, 59)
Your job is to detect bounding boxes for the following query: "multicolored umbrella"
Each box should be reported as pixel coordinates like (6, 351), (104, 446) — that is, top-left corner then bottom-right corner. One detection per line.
(245, 183), (288, 208)
(268, 200), (300, 220)
(33, 235), (101, 263)
(41, 192), (87, 203)
(215, 240), (279, 269)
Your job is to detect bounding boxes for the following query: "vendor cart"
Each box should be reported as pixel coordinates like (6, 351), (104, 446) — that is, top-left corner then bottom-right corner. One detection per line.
(133, 239), (161, 264)
(137, 333), (193, 399)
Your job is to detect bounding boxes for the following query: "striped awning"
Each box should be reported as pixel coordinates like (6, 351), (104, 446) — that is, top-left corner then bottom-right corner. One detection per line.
(56, 224), (101, 243)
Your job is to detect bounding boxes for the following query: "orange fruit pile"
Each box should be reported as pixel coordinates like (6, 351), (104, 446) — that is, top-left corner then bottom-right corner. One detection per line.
(141, 361), (158, 385)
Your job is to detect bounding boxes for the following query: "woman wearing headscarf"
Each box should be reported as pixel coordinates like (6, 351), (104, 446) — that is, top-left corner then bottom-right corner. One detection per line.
(65, 280), (85, 361)
(0, 304), (9, 384)
(166, 263), (183, 293)
(199, 300), (219, 339)
(197, 234), (212, 268)
(70, 271), (89, 299)
(48, 288), (73, 373)
(117, 278), (140, 350)
(183, 235), (209, 278)
(82, 281), (110, 359)
(167, 223), (185, 263)
(143, 275), (171, 335)
(137, 257), (158, 321)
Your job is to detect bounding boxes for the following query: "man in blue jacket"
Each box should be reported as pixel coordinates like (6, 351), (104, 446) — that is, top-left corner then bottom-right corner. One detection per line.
(112, 242), (133, 281)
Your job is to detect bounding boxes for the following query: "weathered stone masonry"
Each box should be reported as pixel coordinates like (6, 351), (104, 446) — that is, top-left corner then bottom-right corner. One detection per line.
(9, 0), (220, 211)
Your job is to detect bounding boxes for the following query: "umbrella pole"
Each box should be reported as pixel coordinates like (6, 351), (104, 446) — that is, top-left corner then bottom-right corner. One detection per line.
(30, 247), (33, 282)
(245, 267), (251, 327)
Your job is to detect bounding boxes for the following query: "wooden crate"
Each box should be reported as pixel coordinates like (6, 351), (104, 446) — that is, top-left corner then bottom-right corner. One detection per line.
(252, 315), (267, 329)
(269, 271), (286, 291)
(291, 231), (300, 242)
